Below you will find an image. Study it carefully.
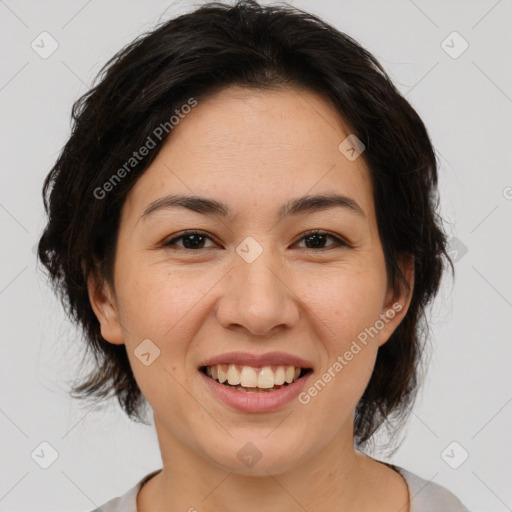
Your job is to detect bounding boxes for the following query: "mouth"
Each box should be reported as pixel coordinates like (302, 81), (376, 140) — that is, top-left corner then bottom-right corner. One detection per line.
(200, 364), (313, 393)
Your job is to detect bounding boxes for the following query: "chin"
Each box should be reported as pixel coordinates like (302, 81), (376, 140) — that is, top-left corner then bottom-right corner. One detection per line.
(199, 433), (311, 477)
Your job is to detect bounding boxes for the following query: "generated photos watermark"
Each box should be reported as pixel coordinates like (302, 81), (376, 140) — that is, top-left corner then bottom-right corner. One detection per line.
(298, 302), (403, 405)
(93, 97), (198, 200)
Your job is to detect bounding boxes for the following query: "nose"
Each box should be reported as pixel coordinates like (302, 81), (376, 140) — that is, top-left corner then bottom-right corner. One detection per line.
(215, 249), (300, 336)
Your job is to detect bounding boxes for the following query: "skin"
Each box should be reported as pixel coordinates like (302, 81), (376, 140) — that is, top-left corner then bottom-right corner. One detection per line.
(88, 85), (414, 511)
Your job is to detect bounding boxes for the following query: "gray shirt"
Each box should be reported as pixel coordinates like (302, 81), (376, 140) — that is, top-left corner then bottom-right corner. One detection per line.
(89, 465), (471, 511)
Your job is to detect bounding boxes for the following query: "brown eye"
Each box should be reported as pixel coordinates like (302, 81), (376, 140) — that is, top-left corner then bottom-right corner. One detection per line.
(296, 230), (349, 250)
(164, 231), (216, 250)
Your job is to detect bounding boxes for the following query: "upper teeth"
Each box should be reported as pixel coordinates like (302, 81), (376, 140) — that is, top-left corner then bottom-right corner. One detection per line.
(205, 364), (302, 388)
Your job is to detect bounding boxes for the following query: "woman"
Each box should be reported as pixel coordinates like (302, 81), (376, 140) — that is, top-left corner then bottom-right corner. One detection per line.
(37, 1), (471, 510)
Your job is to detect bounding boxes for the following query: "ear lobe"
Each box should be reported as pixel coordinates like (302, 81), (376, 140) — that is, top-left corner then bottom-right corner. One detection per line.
(377, 254), (415, 347)
(86, 271), (125, 345)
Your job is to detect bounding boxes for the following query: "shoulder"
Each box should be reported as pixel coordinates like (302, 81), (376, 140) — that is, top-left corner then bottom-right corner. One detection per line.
(86, 469), (162, 512)
(393, 465), (472, 512)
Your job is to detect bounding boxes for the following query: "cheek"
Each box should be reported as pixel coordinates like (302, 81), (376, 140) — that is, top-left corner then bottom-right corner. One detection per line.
(304, 264), (387, 340)
(114, 267), (202, 416)
(115, 257), (211, 340)
(297, 265), (385, 403)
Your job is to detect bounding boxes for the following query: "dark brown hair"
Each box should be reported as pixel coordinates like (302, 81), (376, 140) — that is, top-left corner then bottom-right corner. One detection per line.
(37, 0), (452, 449)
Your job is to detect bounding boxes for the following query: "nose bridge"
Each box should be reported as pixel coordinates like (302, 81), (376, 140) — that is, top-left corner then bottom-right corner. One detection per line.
(237, 239), (283, 311)
(216, 236), (299, 335)
(241, 245), (280, 299)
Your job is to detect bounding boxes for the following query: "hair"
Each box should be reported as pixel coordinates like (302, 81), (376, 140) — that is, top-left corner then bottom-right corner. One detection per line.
(37, 0), (452, 449)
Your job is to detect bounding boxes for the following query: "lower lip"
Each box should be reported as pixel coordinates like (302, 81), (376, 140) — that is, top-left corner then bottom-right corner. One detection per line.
(199, 370), (311, 413)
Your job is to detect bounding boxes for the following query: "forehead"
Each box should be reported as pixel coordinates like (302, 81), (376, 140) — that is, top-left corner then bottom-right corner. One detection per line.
(121, 85), (374, 224)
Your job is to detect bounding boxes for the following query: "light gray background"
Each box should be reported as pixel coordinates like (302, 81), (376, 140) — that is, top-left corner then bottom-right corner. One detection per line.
(1, 1), (511, 511)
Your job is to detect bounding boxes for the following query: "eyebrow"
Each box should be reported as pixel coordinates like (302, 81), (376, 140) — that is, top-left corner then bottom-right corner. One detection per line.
(140, 192), (365, 221)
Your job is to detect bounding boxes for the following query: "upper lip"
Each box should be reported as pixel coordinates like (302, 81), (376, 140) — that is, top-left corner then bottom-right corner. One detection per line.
(199, 351), (313, 369)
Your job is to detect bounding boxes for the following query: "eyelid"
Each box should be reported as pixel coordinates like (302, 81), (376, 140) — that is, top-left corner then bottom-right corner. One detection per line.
(164, 230), (219, 249)
(163, 229), (351, 250)
(294, 229), (351, 249)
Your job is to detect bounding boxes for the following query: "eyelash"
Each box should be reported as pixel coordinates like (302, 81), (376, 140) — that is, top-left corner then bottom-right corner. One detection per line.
(163, 229), (351, 251)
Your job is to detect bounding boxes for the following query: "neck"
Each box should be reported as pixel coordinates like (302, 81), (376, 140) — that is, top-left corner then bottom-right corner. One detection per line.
(139, 418), (378, 512)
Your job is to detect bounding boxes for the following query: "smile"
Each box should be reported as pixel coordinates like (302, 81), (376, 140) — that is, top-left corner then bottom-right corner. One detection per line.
(198, 351), (314, 412)
(201, 364), (311, 392)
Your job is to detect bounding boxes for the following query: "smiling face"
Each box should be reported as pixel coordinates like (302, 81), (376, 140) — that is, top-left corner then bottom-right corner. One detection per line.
(88, 85), (413, 477)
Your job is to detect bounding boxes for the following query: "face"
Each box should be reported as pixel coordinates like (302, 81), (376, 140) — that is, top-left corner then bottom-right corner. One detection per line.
(89, 85), (412, 476)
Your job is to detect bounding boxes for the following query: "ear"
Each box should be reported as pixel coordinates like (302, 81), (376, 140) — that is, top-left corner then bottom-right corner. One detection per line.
(377, 254), (415, 347)
(86, 270), (125, 345)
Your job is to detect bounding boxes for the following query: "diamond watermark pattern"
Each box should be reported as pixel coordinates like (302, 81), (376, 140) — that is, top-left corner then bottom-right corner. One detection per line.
(338, 134), (365, 161)
(31, 31), (59, 59)
(134, 338), (161, 366)
(31, 441), (59, 469)
(237, 442), (263, 468)
(447, 237), (468, 263)
(236, 236), (263, 263)
(441, 31), (469, 59)
(441, 441), (469, 469)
